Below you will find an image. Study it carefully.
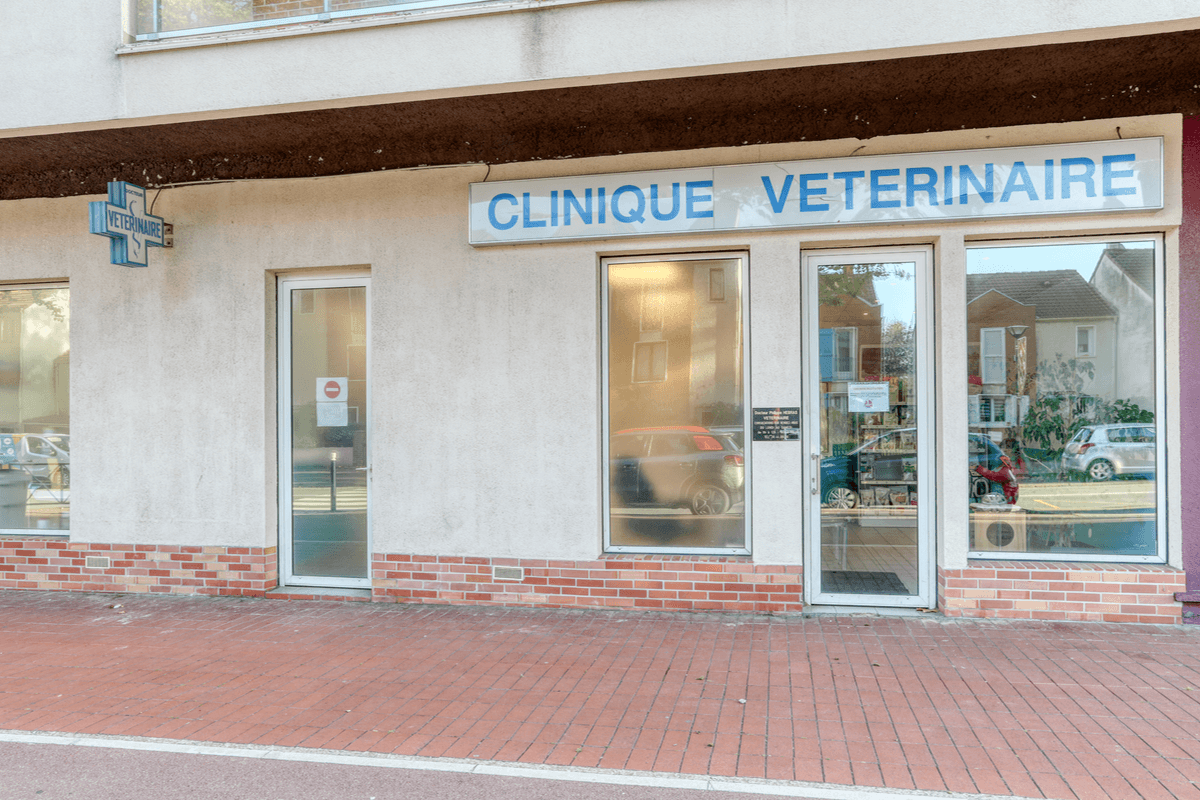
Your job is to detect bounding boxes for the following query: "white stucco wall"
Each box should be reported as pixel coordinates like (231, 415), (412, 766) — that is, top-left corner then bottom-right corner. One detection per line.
(0, 116), (1182, 570)
(3, 0), (1199, 135)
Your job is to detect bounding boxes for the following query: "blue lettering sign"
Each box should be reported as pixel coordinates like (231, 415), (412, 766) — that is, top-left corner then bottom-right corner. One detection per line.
(999, 161), (1038, 202)
(870, 169), (901, 209)
(958, 164), (995, 204)
(834, 171), (865, 210)
(1061, 157), (1096, 198)
(1102, 154), (1137, 196)
(488, 194), (518, 229)
(906, 167), (939, 207)
(761, 175), (794, 213)
(685, 181), (714, 219)
(564, 189), (592, 224)
(650, 183), (681, 221)
(798, 173), (829, 212)
(612, 185), (646, 224)
(522, 193), (546, 228)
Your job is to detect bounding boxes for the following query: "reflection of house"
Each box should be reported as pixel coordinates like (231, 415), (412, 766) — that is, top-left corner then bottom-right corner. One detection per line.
(1090, 244), (1156, 410)
(608, 261), (743, 430)
(967, 271), (1117, 424)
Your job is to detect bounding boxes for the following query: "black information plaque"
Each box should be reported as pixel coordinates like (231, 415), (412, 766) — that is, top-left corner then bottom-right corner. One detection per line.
(752, 407), (800, 441)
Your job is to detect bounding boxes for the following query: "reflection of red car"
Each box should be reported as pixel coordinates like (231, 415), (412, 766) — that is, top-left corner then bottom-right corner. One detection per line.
(610, 426), (744, 514)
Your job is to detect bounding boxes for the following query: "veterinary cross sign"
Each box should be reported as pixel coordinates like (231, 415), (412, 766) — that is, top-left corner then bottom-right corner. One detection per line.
(89, 181), (171, 267)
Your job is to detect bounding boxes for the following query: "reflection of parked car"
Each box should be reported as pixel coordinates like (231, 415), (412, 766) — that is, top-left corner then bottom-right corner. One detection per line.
(16, 434), (70, 488)
(820, 429), (1002, 509)
(610, 426), (744, 514)
(1062, 424), (1156, 481)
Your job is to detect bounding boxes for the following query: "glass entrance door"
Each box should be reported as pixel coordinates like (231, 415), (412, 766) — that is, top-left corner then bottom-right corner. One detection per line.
(803, 248), (932, 607)
(278, 276), (370, 587)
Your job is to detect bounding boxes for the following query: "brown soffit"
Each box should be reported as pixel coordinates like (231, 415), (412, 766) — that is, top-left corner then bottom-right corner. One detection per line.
(3, 27), (1200, 200)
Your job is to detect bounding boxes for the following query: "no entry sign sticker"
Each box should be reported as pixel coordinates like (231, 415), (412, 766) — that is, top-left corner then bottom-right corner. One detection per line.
(316, 377), (347, 402)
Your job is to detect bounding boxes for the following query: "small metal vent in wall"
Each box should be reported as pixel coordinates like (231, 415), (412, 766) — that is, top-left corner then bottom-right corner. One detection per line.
(493, 566), (524, 581)
(85, 556), (110, 569)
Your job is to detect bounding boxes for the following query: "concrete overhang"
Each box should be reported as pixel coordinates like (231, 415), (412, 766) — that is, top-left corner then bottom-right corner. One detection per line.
(3, 27), (1199, 200)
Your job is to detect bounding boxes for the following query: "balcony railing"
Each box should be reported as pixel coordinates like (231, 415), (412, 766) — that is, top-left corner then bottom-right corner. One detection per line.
(134, 0), (497, 40)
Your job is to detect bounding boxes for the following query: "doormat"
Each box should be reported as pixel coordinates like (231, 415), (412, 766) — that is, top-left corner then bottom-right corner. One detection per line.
(821, 570), (911, 595)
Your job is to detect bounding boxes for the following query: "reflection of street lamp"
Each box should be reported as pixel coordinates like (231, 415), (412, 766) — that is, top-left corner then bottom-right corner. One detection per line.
(1006, 325), (1029, 434)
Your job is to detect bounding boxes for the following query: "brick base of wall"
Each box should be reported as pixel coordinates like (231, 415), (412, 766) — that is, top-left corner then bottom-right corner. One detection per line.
(0, 538), (277, 596)
(940, 561), (1184, 624)
(0, 539), (1185, 623)
(371, 554), (805, 613)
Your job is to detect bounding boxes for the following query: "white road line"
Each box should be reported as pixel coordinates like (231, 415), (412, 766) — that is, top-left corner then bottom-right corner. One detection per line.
(0, 730), (1042, 800)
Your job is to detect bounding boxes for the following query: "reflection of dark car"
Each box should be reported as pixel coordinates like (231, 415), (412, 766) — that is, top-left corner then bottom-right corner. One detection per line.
(610, 427), (744, 515)
(820, 429), (1002, 509)
(1061, 424), (1156, 481)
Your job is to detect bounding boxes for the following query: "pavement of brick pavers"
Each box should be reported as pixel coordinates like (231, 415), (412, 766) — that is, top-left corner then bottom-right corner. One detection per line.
(0, 590), (1198, 800)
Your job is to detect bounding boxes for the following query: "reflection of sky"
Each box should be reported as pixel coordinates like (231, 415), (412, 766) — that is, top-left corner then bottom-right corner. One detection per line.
(869, 263), (916, 328)
(967, 240), (1155, 280)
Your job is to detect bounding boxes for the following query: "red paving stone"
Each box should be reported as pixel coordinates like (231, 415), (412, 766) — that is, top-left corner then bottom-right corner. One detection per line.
(0, 591), (1199, 799)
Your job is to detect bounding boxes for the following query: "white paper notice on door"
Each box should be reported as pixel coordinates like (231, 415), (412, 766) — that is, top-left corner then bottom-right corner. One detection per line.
(848, 382), (890, 413)
(317, 401), (348, 427)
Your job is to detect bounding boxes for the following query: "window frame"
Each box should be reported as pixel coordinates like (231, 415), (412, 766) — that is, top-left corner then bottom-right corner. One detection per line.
(601, 251), (751, 555)
(127, 0), (605, 44)
(964, 234), (1166, 563)
(0, 282), (70, 537)
(1076, 324), (1097, 358)
(979, 326), (1007, 385)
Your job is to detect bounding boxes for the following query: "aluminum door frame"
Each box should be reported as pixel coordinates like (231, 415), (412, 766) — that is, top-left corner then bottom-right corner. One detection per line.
(801, 247), (935, 608)
(277, 274), (372, 589)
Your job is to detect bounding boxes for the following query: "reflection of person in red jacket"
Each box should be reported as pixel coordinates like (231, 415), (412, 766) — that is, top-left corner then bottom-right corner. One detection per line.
(974, 456), (1019, 504)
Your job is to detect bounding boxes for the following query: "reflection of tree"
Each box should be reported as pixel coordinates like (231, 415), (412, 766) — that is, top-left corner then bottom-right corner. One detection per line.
(818, 264), (910, 306)
(880, 320), (913, 377)
(1023, 354), (1153, 457)
(30, 290), (67, 323)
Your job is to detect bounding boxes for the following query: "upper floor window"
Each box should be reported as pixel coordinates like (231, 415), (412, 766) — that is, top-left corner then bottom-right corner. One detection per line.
(133, 0), (571, 40)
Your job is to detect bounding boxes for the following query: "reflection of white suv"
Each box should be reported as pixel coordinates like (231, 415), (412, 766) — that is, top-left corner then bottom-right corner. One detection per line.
(17, 434), (70, 488)
(1061, 424), (1155, 481)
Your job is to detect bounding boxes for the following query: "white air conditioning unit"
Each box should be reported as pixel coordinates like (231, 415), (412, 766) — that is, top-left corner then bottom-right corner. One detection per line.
(971, 506), (1027, 552)
(968, 395), (1030, 428)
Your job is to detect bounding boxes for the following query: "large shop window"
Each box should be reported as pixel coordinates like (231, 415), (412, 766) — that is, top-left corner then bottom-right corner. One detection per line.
(965, 238), (1164, 559)
(604, 255), (748, 553)
(0, 286), (70, 533)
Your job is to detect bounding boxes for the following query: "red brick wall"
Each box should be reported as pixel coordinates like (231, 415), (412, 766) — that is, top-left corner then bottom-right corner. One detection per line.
(0, 539), (1183, 623)
(0, 539), (276, 596)
(371, 554), (805, 613)
(940, 561), (1183, 624)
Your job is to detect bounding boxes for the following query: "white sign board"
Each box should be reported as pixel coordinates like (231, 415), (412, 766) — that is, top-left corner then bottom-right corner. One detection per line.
(317, 402), (348, 427)
(848, 382), (891, 413)
(469, 138), (1163, 245)
(316, 377), (347, 403)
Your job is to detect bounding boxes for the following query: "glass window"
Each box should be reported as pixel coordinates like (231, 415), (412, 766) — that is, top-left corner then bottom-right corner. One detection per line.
(133, 0), (559, 39)
(1076, 325), (1096, 357)
(0, 287), (69, 532)
(966, 239), (1161, 558)
(605, 256), (747, 551)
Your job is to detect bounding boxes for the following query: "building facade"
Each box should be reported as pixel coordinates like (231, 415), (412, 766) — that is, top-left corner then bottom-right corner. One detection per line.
(2, 1), (1198, 622)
